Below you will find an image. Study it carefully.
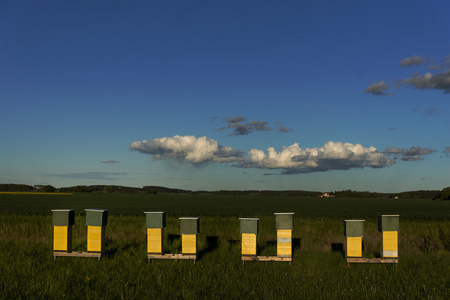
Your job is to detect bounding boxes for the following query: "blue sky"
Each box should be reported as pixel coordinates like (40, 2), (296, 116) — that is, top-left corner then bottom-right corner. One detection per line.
(1, 0), (449, 192)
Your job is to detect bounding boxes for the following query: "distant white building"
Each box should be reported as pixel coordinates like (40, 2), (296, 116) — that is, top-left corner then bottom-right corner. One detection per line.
(318, 192), (334, 198)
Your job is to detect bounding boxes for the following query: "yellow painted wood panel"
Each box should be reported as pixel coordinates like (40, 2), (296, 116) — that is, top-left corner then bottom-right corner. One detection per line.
(242, 233), (257, 256)
(277, 243), (292, 256)
(54, 226), (72, 252)
(87, 226), (105, 252)
(382, 231), (398, 257)
(346, 236), (362, 257)
(277, 230), (292, 238)
(277, 229), (292, 256)
(147, 228), (163, 254)
(182, 234), (197, 254)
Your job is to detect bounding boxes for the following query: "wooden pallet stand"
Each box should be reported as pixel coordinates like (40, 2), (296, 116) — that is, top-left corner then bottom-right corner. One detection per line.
(241, 255), (292, 265)
(54, 251), (103, 261)
(344, 215), (400, 266)
(52, 208), (109, 262)
(145, 214), (199, 264)
(148, 253), (197, 264)
(346, 257), (398, 266)
(240, 215), (293, 265)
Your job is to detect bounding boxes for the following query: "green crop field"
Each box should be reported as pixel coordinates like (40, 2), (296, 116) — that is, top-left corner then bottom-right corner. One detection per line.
(0, 193), (449, 299)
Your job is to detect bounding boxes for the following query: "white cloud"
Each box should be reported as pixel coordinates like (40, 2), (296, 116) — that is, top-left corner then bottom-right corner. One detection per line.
(225, 117), (272, 136)
(399, 55), (424, 67)
(410, 106), (442, 115)
(44, 172), (127, 180)
(239, 141), (394, 174)
(132, 136), (440, 174)
(384, 146), (404, 154)
(423, 107), (440, 115)
(444, 147), (450, 157)
(101, 160), (120, 164)
(428, 55), (450, 71)
(278, 125), (293, 133)
(366, 54), (450, 95)
(384, 146), (435, 161)
(402, 146), (435, 161)
(399, 70), (450, 94)
(364, 80), (392, 96)
(226, 116), (246, 123)
(219, 116), (291, 136)
(130, 135), (244, 164)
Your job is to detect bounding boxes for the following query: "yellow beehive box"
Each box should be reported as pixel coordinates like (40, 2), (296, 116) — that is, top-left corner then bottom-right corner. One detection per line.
(242, 233), (257, 256)
(277, 230), (292, 257)
(147, 228), (164, 254)
(53, 226), (73, 252)
(179, 217), (200, 256)
(343, 220), (365, 258)
(145, 212), (166, 254)
(382, 231), (398, 258)
(87, 226), (106, 253)
(52, 209), (75, 253)
(275, 213), (294, 258)
(85, 209), (108, 253)
(240, 218), (259, 257)
(181, 234), (197, 255)
(378, 215), (399, 258)
(346, 236), (362, 257)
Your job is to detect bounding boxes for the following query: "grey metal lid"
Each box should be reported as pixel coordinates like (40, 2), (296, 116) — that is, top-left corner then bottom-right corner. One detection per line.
(85, 208), (109, 212)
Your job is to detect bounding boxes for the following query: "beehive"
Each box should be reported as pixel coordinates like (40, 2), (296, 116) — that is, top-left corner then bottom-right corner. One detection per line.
(240, 218), (259, 256)
(378, 215), (399, 258)
(343, 220), (365, 258)
(52, 209), (75, 252)
(179, 217), (200, 255)
(145, 212), (166, 254)
(275, 213), (294, 258)
(85, 209), (108, 253)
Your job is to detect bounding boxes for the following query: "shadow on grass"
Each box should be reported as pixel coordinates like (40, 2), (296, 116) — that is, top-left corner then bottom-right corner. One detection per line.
(331, 243), (345, 258)
(168, 234), (180, 243)
(293, 238), (301, 250)
(262, 238), (301, 255)
(198, 236), (219, 259)
(266, 240), (277, 247)
(167, 234), (181, 253)
(105, 240), (142, 258)
(226, 239), (240, 250)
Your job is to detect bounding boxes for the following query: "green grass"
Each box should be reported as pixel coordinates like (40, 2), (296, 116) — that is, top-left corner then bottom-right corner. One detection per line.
(0, 194), (449, 298)
(0, 193), (449, 219)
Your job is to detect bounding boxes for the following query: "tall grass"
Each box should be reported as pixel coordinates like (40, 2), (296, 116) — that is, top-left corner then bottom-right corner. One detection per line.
(0, 194), (448, 298)
(1, 193), (449, 220)
(0, 212), (449, 299)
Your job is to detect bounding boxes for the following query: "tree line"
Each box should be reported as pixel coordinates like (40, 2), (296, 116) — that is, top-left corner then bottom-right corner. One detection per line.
(0, 183), (448, 200)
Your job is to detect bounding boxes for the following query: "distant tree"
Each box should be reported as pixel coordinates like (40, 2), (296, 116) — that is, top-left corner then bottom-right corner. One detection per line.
(442, 187), (450, 200)
(73, 186), (93, 193)
(334, 190), (373, 198)
(0, 184), (34, 192)
(41, 185), (56, 193)
(103, 185), (116, 193)
(436, 187), (450, 201)
(398, 190), (440, 199)
(68, 185), (104, 192)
